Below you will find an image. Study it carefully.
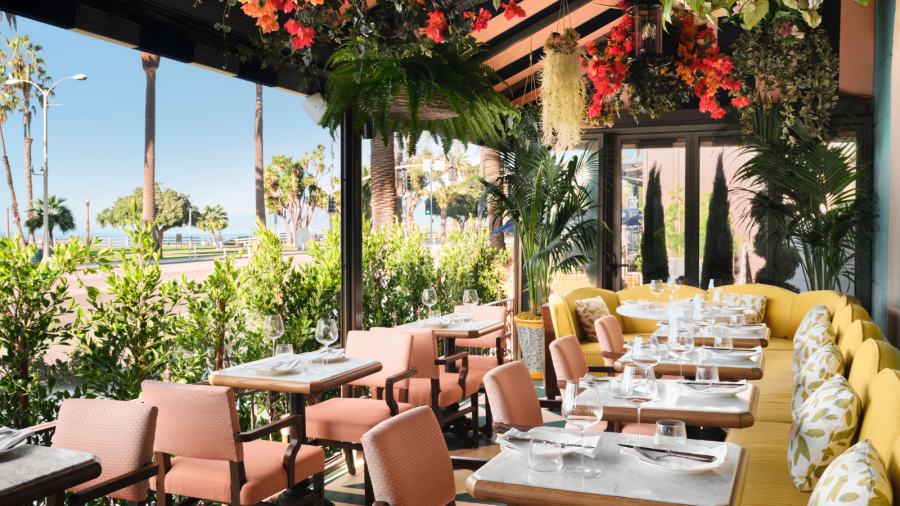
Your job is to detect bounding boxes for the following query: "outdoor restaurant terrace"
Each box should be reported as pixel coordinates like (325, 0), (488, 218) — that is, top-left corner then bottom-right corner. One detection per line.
(0, 0), (898, 505)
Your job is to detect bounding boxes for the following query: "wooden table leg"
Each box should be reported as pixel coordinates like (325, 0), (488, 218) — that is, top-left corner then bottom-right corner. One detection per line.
(273, 393), (312, 504)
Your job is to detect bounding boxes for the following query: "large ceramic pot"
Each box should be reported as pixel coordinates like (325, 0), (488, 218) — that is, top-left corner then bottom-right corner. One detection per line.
(514, 316), (544, 379)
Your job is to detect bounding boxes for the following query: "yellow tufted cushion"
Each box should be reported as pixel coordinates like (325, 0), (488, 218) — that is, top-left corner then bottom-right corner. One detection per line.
(839, 320), (884, 374)
(724, 284), (796, 338)
(751, 350), (795, 423)
(725, 421), (809, 506)
(887, 436), (900, 504)
(834, 304), (872, 344)
(788, 290), (845, 338)
(847, 340), (900, 408)
(857, 369), (900, 458)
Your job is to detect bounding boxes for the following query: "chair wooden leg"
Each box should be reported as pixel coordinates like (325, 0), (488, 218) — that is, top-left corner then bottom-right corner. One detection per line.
(344, 448), (356, 475)
(363, 456), (375, 506)
(471, 393), (479, 449)
(314, 471), (326, 506)
(483, 387), (493, 438)
(45, 493), (64, 506)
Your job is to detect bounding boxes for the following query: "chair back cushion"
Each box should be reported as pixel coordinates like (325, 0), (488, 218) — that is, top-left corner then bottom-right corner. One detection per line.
(346, 331), (413, 389)
(595, 316), (627, 366)
(361, 406), (456, 506)
(792, 304), (831, 350)
(791, 323), (837, 380)
(839, 320), (884, 373)
(549, 335), (590, 382)
(834, 304), (872, 343)
(372, 327), (438, 380)
(141, 381), (243, 462)
(573, 296), (612, 343)
(483, 361), (544, 427)
(54, 399), (158, 502)
(858, 369), (900, 458)
(788, 290), (845, 338)
(808, 439), (892, 506)
(847, 339), (900, 408)
(724, 284), (796, 338)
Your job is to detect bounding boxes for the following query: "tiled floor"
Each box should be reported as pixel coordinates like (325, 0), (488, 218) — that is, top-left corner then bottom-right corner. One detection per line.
(323, 381), (561, 505)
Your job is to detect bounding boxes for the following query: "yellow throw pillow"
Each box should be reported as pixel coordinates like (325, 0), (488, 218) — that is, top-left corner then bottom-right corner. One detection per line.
(794, 304), (832, 350)
(732, 294), (766, 325)
(791, 343), (845, 419)
(807, 439), (892, 506)
(574, 296), (611, 343)
(788, 376), (862, 492)
(792, 323), (838, 381)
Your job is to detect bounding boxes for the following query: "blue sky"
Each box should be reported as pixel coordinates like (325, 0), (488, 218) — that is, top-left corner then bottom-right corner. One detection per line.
(1, 17), (357, 237)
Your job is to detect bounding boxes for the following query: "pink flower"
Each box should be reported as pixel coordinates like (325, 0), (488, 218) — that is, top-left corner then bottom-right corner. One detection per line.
(502, 0), (526, 20)
(291, 26), (315, 49)
(425, 11), (449, 42)
(731, 96), (751, 108)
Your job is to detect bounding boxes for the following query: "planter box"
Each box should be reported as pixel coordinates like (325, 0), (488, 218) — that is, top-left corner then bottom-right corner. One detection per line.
(514, 316), (544, 379)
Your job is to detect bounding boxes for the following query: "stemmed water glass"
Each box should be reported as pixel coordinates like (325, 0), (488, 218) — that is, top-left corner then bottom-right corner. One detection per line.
(561, 379), (604, 478)
(619, 364), (658, 442)
(462, 289), (479, 309)
(668, 322), (695, 378)
(667, 277), (680, 303)
(422, 288), (438, 319)
(262, 315), (285, 357)
(649, 279), (664, 315)
(315, 319), (338, 367)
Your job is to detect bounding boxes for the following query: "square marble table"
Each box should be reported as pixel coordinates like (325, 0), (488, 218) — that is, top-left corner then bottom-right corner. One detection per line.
(466, 428), (749, 506)
(0, 444), (101, 505)
(648, 327), (771, 349)
(396, 317), (505, 372)
(615, 348), (765, 381)
(594, 379), (758, 429)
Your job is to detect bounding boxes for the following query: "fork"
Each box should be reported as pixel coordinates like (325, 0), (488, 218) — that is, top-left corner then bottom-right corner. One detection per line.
(634, 446), (715, 463)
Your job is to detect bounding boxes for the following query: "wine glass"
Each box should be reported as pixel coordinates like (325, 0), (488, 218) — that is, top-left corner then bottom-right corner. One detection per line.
(668, 325), (695, 378)
(667, 277), (680, 303)
(462, 289), (479, 310)
(649, 280), (664, 315)
(315, 319), (339, 367)
(422, 288), (438, 318)
(619, 364), (658, 442)
(561, 379), (604, 478)
(632, 335), (660, 373)
(262, 315), (285, 356)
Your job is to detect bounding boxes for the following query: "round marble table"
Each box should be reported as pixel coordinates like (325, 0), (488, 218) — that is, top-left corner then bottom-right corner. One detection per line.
(616, 302), (754, 321)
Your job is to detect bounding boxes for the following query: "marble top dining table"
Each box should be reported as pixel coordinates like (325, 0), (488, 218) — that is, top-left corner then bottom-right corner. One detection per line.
(0, 444), (101, 505)
(615, 348), (766, 381)
(466, 428), (749, 506)
(209, 356), (382, 395)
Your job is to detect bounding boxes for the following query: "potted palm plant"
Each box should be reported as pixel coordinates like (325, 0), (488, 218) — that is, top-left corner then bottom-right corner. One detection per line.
(478, 141), (605, 378)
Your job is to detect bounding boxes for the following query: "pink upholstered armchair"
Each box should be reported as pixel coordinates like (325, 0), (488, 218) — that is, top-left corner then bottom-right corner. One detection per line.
(142, 381), (326, 506)
(31, 398), (159, 506)
(361, 406), (487, 506)
(550, 334), (620, 389)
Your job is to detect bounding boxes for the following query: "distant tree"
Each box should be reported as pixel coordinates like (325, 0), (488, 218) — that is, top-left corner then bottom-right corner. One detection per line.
(25, 195), (75, 244)
(96, 184), (195, 250)
(0, 81), (25, 244)
(197, 205), (229, 246)
(641, 164), (669, 281)
(700, 152), (735, 288)
(370, 133), (396, 230)
(141, 52), (161, 249)
(432, 183), (456, 240)
(665, 183), (685, 258)
(446, 177), (481, 231)
(264, 147), (328, 245)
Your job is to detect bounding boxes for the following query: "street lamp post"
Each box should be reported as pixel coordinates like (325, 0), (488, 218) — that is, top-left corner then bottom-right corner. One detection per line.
(85, 197), (90, 248)
(5, 74), (87, 261)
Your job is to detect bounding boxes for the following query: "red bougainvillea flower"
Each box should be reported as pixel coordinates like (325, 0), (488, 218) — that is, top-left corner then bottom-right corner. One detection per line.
(731, 96), (751, 108)
(240, 0), (280, 32)
(257, 13), (280, 32)
(502, 0), (526, 20)
(469, 8), (491, 32)
(285, 19), (303, 36)
(269, 0), (298, 13)
(425, 11), (449, 43)
(291, 26), (316, 49)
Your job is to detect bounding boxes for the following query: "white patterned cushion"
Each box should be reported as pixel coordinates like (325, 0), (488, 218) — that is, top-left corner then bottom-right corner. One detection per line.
(807, 439), (892, 506)
(574, 296), (611, 343)
(791, 343), (845, 418)
(792, 323), (837, 380)
(794, 305), (832, 350)
(788, 376), (861, 492)
(732, 294), (766, 325)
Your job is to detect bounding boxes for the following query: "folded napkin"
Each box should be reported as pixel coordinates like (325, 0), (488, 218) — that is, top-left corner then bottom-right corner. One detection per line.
(0, 426), (33, 452)
(701, 345), (762, 358)
(247, 356), (304, 372)
(620, 443), (728, 471)
(498, 428), (602, 457)
(312, 347), (345, 359)
(423, 316), (455, 326)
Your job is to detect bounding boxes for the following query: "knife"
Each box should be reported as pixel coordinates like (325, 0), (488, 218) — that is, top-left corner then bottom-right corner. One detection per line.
(618, 444), (716, 462)
(677, 380), (746, 388)
(506, 437), (596, 449)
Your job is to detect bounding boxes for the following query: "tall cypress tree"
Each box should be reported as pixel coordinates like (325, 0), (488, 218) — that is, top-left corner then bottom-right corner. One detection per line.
(641, 164), (669, 281)
(700, 152), (735, 288)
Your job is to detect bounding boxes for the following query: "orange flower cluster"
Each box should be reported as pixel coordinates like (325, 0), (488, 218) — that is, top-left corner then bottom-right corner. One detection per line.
(465, 9), (492, 33)
(671, 14), (742, 119)
(582, 1), (633, 126)
(502, 0), (526, 20)
(425, 11), (449, 42)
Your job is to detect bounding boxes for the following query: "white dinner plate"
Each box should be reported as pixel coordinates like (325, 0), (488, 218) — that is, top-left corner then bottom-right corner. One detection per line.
(629, 443), (727, 474)
(723, 324), (766, 335)
(701, 348), (761, 361)
(674, 382), (749, 398)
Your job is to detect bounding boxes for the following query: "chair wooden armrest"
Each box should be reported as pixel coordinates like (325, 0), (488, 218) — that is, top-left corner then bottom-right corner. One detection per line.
(384, 367), (419, 416)
(436, 352), (469, 394)
(601, 351), (627, 360)
(492, 423), (541, 435)
(589, 365), (619, 373)
(373, 502), (391, 506)
(450, 456), (488, 471)
(234, 414), (302, 443)
(435, 351), (467, 365)
(67, 462), (159, 506)
(28, 419), (58, 445)
(539, 399), (562, 410)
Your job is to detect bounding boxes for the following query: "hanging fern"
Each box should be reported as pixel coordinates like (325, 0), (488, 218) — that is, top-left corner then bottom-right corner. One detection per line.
(321, 39), (520, 154)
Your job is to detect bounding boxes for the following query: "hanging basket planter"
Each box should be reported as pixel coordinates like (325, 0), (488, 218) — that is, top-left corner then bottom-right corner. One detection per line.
(387, 88), (464, 121)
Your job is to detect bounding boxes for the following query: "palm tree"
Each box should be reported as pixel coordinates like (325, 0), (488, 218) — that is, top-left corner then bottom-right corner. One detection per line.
(255, 84), (265, 225)
(370, 132), (396, 230)
(4, 35), (51, 246)
(433, 183), (456, 241)
(141, 52), (161, 246)
(198, 205), (229, 247)
(0, 88), (25, 244)
(25, 195), (75, 245)
(482, 147), (505, 249)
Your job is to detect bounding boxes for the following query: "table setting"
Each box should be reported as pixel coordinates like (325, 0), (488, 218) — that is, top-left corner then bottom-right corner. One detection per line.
(0, 427), (33, 456)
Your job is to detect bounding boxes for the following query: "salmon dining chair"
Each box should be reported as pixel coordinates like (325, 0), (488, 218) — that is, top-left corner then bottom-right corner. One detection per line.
(304, 330), (418, 506)
(361, 406), (487, 506)
(594, 315), (629, 367)
(142, 381), (326, 506)
(372, 327), (480, 448)
(34, 398), (159, 506)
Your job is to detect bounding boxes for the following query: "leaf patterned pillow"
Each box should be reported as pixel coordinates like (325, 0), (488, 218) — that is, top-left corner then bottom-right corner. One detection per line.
(732, 294), (766, 325)
(807, 439), (892, 506)
(791, 343), (845, 419)
(788, 375), (861, 492)
(794, 304), (832, 350)
(792, 323), (837, 380)
(574, 296), (611, 343)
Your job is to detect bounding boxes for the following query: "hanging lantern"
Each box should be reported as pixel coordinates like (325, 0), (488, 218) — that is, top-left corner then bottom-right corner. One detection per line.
(628, 2), (667, 66)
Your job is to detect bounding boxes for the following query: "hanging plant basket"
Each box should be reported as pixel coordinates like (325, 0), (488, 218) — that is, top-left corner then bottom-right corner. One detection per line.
(387, 88), (464, 121)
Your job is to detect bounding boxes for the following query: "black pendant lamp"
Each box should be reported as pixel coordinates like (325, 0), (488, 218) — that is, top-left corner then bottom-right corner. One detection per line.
(628, 0), (668, 66)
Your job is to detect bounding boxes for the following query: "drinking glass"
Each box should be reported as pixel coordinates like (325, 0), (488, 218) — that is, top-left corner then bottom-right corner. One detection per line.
(649, 280), (664, 314)
(667, 277), (680, 302)
(459, 312), (473, 329)
(608, 375), (623, 399)
(528, 439), (564, 472)
(632, 335), (660, 372)
(619, 364), (658, 443)
(315, 319), (339, 367)
(262, 315), (285, 356)
(695, 365), (719, 383)
(422, 288), (438, 313)
(655, 420), (687, 445)
(668, 326), (694, 378)
(308, 356), (324, 374)
(429, 309), (442, 320)
(731, 314), (746, 326)
(462, 289), (479, 309)
(275, 344), (293, 355)
(561, 379), (604, 478)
